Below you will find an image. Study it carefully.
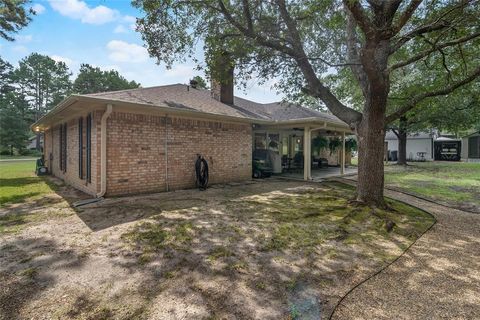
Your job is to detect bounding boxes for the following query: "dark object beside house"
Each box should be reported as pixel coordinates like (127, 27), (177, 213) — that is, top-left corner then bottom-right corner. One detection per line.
(195, 155), (209, 190)
(36, 157), (48, 176)
(434, 140), (461, 161)
(252, 149), (274, 178)
(468, 136), (480, 158)
(389, 150), (398, 162)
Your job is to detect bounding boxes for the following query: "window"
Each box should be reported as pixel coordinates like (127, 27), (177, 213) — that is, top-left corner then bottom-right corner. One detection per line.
(78, 117), (83, 179)
(294, 136), (303, 152)
(63, 123), (67, 172)
(59, 123), (67, 172)
(59, 125), (63, 170)
(268, 133), (280, 153)
(86, 113), (92, 183)
(254, 132), (267, 149)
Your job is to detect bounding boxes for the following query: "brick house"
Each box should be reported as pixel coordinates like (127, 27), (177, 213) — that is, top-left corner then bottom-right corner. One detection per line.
(32, 81), (352, 197)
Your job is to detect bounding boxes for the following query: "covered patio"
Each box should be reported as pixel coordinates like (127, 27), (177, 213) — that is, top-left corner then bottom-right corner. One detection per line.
(279, 166), (358, 181)
(252, 118), (356, 180)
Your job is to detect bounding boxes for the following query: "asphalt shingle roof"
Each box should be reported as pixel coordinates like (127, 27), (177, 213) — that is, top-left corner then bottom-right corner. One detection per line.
(84, 84), (346, 125)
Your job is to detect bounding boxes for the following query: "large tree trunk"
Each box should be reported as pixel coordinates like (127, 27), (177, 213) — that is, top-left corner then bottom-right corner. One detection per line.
(356, 110), (386, 206)
(396, 116), (407, 165)
(354, 38), (390, 207)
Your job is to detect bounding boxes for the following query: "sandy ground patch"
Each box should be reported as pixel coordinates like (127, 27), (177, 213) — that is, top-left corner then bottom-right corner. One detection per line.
(0, 178), (433, 319)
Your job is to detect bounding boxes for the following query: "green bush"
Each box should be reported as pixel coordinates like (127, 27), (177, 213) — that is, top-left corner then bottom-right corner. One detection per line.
(19, 149), (42, 157)
(329, 137), (342, 155)
(312, 135), (328, 154)
(345, 138), (357, 152)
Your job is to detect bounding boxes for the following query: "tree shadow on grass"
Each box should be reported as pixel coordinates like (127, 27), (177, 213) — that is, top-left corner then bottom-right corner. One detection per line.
(0, 175), (91, 235)
(0, 192), (43, 209)
(74, 180), (303, 231)
(103, 181), (429, 319)
(333, 219), (480, 319)
(0, 174), (62, 206)
(0, 177), (46, 187)
(0, 237), (84, 320)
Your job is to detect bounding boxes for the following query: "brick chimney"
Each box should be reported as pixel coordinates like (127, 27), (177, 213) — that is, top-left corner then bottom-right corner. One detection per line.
(211, 52), (234, 105)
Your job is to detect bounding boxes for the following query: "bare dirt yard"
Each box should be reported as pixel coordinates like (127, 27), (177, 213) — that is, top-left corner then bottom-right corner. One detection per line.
(1, 164), (434, 319)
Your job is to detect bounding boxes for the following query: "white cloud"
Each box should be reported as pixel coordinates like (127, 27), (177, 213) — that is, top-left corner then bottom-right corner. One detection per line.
(164, 65), (195, 79)
(120, 15), (137, 31)
(12, 45), (28, 54)
(122, 15), (136, 23)
(50, 54), (74, 67)
(31, 3), (46, 14)
(17, 35), (33, 43)
(107, 40), (148, 63)
(102, 65), (122, 72)
(113, 25), (128, 34)
(48, 0), (118, 25)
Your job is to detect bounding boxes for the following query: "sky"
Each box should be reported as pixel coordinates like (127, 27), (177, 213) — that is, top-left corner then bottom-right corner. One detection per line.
(0, 0), (283, 103)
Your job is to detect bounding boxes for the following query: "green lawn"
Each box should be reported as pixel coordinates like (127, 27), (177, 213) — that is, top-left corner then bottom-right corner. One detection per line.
(0, 160), (55, 206)
(0, 155), (39, 160)
(384, 162), (480, 212)
(350, 156), (358, 166)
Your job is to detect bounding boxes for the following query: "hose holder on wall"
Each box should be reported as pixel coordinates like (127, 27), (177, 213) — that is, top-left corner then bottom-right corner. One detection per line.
(195, 155), (209, 190)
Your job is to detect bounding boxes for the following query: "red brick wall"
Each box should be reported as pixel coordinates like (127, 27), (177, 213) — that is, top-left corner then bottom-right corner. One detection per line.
(105, 111), (252, 196)
(43, 112), (100, 196)
(318, 148), (352, 166)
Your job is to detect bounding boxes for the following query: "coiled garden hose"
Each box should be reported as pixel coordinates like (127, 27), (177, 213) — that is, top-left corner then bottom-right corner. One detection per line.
(195, 155), (209, 190)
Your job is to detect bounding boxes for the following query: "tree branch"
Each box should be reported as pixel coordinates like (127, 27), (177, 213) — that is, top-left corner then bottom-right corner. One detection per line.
(307, 57), (361, 67)
(274, 0), (363, 126)
(391, 20), (450, 53)
(216, 0), (295, 56)
(392, 0), (423, 35)
(389, 31), (480, 71)
(345, 8), (368, 96)
(213, 0), (362, 126)
(343, 0), (375, 38)
(241, 0), (253, 32)
(385, 66), (480, 123)
(390, 0), (475, 52)
(390, 127), (400, 138)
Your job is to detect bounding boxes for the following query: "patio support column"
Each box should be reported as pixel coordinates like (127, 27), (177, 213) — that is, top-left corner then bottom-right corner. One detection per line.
(304, 127), (312, 180)
(341, 131), (346, 175)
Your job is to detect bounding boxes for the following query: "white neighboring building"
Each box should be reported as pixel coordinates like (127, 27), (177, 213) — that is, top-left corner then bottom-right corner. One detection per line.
(385, 131), (434, 161)
(462, 131), (480, 162)
(26, 135), (44, 150)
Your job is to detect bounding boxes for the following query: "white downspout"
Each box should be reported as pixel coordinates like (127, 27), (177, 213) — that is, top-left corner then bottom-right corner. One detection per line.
(96, 104), (113, 198)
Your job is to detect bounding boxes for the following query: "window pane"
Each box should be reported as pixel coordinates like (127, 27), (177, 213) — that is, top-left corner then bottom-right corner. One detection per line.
(254, 133), (266, 149)
(268, 133), (279, 153)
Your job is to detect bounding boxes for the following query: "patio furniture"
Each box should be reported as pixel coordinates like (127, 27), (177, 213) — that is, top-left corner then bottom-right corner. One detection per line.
(417, 152), (427, 162)
(293, 152), (304, 170)
(252, 149), (274, 178)
(318, 158), (329, 168)
(312, 157), (328, 168)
